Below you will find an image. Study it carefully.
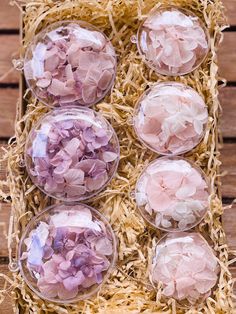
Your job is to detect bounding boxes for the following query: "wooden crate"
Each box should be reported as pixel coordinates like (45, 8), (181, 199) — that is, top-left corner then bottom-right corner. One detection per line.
(0, 0), (235, 312)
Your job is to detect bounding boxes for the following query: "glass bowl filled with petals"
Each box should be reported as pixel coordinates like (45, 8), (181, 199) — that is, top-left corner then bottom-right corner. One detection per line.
(135, 157), (210, 232)
(24, 20), (117, 107)
(150, 232), (219, 307)
(25, 107), (119, 201)
(18, 203), (117, 303)
(134, 82), (208, 156)
(136, 6), (210, 76)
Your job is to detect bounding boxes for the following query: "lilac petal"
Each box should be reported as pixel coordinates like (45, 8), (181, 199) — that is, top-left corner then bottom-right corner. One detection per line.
(59, 260), (71, 271)
(102, 151), (117, 162)
(58, 284), (78, 300)
(98, 70), (113, 90)
(27, 234), (44, 266)
(63, 271), (85, 290)
(95, 237), (113, 255)
(36, 78), (51, 88)
(64, 168), (84, 185)
(63, 138), (81, 156)
(85, 172), (108, 192)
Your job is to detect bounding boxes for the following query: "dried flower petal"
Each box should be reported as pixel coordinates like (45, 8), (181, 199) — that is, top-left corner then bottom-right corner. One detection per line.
(25, 107), (119, 201)
(19, 204), (116, 302)
(135, 157), (209, 231)
(24, 21), (116, 107)
(134, 82), (208, 155)
(151, 233), (219, 305)
(137, 7), (209, 75)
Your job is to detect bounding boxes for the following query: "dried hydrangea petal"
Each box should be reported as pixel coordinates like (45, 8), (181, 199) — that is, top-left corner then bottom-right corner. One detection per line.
(19, 204), (116, 303)
(25, 107), (119, 201)
(135, 157), (209, 231)
(24, 21), (116, 107)
(137, 7), (209, 75)
(151, 232), (219, 306)
(134, 82), (208, 155)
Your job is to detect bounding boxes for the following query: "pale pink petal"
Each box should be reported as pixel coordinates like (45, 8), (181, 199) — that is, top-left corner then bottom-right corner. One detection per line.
(102, 151), (118, 162)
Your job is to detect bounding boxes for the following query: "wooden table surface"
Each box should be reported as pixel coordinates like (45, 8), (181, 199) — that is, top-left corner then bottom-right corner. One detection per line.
(0, 1), (236, 312)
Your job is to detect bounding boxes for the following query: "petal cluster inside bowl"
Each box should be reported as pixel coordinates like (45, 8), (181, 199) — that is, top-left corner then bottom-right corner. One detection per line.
(25, 107), (119, 201)
(137, 6), (209, 75)
(135, 157), (209, 231)
(24, 21), (117, 107)
(151, 232), (219, 306)
(19, 204), (116, 302)
(134, 82), (208, 155)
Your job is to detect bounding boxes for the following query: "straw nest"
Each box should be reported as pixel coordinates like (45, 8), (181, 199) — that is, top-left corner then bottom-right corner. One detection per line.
(0, 0), (234, 313)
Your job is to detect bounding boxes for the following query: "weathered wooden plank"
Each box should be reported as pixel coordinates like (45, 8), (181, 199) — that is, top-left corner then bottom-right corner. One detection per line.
(0, 0), (19, 30)
(221, 143), (236, 198)
(219, 32), (236, 82)
(0, 86), (233, 139)
(219, 86), (236, 138)
(1, 202), (235, 258)
(0, 35), (19, 84)
(0, 1), (234, 30)
(223, 205), (236, 251)
(0, 32), (235, 84)
(223, 0), (236, 26)
(0, 89), (18, 138)
(0, 203), (235, 256)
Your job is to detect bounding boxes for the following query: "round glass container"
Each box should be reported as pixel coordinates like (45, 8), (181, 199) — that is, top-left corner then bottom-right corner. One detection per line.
(136, 6), (210, 76)
(135, 157), (210, 232)
(24, 21), (117, 107)
(18, 203), (117, 303)
(133, 82), (208, 156)
(150, 232), (219, 307)
(25, 107), (120, 201)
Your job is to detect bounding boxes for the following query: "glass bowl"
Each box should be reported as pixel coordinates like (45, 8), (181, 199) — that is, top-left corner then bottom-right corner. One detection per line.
(133, 82), (208, 155)
(25, 107), (120, 201)
(136, 6), (210, 76)
(135, 157), (210, 232)
(18, 203), (117, 303)
(150, 232), (219, 307)
(24, 20), (117, 107)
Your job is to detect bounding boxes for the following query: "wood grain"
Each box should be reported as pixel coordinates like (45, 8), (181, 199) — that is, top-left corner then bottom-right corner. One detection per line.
(0, 35), (19, 84)
(224, 0), (236, 26)
(0, 1), (234, 30)
(221, 143), (236, 198)
(0, 32), (235, 84)
(219, 87), (236, 138)
(0, 32), (235, 85)
(223, 205), (236, 251)
(0, 84), (233, 140)
(219, 32), (236, 82)
(0, 0), (19, 30)
(0, 89), (18, 138)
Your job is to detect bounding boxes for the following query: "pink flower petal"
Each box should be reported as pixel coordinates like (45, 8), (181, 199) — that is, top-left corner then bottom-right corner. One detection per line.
(102, 151), (118, 162)
(98, 70), (113, 90)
